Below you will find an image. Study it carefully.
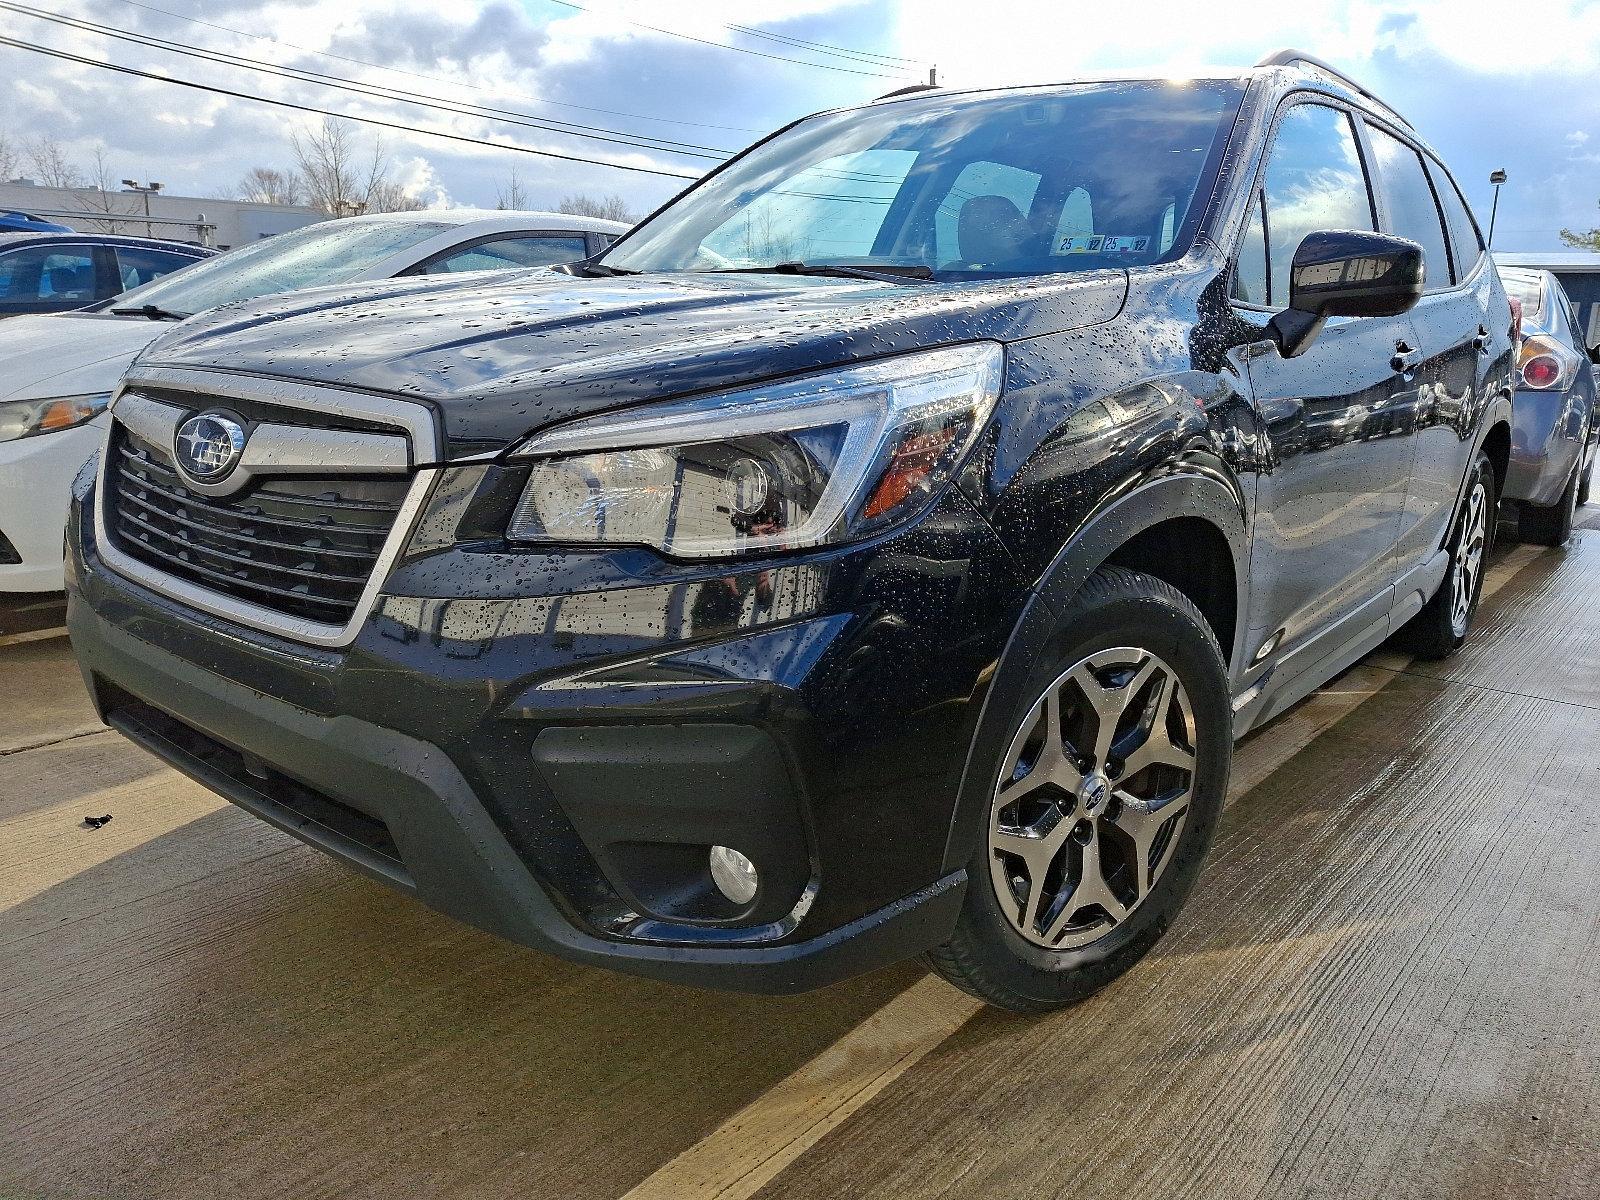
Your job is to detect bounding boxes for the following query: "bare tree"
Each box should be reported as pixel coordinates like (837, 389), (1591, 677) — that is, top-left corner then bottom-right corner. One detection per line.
(0, 132), (19, 181)
(291, 117), (426, 215)
(496, 170), (529, 210)
(24, 133), (84, 188)
(236, 166), (305, 207)
(558, 192), (637, 223)
(74, 147), (143, 233)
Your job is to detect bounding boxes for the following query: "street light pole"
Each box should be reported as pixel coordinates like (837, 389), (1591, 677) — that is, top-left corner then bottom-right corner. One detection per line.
(1487, 169), (1507, 249)
(121, 179), (163, 238)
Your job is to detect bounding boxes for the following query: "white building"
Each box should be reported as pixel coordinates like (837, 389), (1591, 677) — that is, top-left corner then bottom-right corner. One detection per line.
(0, 179), (324, 249)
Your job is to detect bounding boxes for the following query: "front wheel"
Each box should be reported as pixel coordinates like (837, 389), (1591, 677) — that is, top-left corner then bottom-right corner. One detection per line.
(926, 567), (1232, 1013)
(1401, 451), (1494, 660)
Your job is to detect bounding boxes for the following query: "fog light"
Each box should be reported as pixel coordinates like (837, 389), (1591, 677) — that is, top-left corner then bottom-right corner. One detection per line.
(709, 845), (759, 905)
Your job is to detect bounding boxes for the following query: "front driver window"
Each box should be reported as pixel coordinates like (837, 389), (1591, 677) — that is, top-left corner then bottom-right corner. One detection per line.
(421, 236), (590, 274)
(1251, 103), (1377, 307)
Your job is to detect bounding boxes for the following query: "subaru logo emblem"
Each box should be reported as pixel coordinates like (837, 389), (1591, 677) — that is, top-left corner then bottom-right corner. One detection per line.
(174, 412), (247, 481)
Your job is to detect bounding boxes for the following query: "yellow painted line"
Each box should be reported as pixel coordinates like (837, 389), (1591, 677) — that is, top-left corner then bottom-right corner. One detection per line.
(622, 975), (982, 1200)
(0, 626), (69, 648)
(622, 541), (1549, 1200)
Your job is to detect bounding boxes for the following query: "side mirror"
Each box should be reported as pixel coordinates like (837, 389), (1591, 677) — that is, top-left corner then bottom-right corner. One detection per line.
(1269, 230), (1425, 358)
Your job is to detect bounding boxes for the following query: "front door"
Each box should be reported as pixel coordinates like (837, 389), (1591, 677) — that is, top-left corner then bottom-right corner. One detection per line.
(1229, 100), (1415, 667)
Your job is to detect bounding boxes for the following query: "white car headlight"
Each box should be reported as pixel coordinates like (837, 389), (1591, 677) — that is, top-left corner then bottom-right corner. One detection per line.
(0, 392), (111, 444)
(506, 343), (1004, 558)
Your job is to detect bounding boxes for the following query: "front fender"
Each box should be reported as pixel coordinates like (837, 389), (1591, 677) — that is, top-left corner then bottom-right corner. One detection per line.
(938, 468), (1249, 875)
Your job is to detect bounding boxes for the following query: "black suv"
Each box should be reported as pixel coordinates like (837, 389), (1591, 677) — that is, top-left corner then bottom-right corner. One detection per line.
(67, 52), (1514, 1011)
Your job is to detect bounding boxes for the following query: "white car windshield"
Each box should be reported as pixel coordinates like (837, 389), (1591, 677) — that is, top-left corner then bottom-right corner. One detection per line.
(105, 218), (452, 318)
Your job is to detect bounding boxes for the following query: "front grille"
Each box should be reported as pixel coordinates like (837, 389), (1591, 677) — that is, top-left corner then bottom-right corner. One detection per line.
(105, 424), (411, 625)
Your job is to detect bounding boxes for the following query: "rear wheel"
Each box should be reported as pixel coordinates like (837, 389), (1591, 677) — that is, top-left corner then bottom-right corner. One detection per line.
(1518, 458), (1579, 546)
(1403, 451), (1494, 660)
(926, 568), (1231, 1013)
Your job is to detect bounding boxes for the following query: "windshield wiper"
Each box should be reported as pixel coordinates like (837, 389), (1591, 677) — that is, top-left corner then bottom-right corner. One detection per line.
(571, 261), (640, 277)
(717, 261), (935, 285)
(110, 303), (189, 321)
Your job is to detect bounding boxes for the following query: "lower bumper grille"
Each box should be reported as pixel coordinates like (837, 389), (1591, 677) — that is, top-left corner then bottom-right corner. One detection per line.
(0, 525), (18, 566)
(105, 425), (411, 625)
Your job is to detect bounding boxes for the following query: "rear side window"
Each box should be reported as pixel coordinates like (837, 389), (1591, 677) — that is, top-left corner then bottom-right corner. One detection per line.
(1428, 162), (1484, 282)
(1366, 126), (1452, 292)
(115, 246), (198, 289)
(1234, 102), (1375, 307)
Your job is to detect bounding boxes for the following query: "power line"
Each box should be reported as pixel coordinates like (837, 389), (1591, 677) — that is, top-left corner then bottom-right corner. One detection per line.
(723, 20), (927, 68)
(543, 1), (921, 82)
(103, 0), (768, 134)
(3, 2), (733, 160)
(0, 33), (702, 179)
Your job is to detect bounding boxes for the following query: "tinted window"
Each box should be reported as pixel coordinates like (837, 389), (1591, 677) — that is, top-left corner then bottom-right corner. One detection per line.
(1429, 162), (1483, 281)
(106, 218), (452, 318)
(420, 236), (589, 274)
(115, 246), (198, 289)
(606, 80), (1243, 279)
(1367, 126), (1451, 291)
(0, 245), (98, 309)
(1257, 104), (1375, 306)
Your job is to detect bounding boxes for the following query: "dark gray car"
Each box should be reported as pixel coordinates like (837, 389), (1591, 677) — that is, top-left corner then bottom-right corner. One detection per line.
(1496, 265), (1597, 543)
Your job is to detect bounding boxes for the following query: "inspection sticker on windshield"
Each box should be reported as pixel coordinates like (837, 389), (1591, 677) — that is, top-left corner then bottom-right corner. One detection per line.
(1058, 234), (1149, 254)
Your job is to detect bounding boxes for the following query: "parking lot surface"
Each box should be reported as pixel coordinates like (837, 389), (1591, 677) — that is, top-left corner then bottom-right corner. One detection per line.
(3, 520), (1599, 1200)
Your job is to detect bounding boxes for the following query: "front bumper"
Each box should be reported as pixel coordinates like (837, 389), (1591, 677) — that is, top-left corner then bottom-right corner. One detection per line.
(0, 416), (106, 592)
(68, 474), (1023, 992)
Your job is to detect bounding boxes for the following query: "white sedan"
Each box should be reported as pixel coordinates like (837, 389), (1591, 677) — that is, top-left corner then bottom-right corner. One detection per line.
(0, 209), (626, 592)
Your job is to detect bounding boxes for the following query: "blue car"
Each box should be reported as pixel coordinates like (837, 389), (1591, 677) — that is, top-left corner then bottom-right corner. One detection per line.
(0, 210), (73, 234)
(1495, 264), (1598, 543)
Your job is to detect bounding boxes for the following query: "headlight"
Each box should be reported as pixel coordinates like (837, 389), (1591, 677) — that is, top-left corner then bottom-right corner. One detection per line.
(506, 343), (1003, 558)
(0, 393), (111, 444)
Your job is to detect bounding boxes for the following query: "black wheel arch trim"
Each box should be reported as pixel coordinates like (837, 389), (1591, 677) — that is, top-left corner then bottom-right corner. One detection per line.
(940, 468), (1249, 876)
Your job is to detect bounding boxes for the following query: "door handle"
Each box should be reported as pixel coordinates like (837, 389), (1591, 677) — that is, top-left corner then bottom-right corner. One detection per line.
(1473, 325), (1491, 353)
(1392, 341), (1423, 373)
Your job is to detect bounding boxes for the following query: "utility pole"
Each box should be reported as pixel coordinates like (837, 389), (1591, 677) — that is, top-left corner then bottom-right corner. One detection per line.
(1487, 169), (1507, 249)
(121, 179), (163, 238)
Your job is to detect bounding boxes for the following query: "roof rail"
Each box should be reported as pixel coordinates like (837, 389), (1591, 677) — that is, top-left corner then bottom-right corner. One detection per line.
(1254, 48), (1413, 129)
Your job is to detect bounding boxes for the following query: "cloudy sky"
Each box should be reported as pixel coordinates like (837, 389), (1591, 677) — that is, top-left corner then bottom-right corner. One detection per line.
(3, 0), (1600, 249)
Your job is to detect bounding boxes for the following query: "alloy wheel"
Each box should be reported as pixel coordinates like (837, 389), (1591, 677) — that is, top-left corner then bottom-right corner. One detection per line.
(988, 647), (1197, 951)
(1450, 480), (1488, 636)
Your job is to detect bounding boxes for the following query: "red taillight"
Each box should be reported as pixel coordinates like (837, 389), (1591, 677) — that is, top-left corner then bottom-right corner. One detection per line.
(1521, 354), (1563, 389)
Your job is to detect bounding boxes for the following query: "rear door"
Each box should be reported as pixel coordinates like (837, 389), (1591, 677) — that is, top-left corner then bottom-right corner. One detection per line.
(1235, 99), (1417, 667)
(1364, 124), (1489, 576)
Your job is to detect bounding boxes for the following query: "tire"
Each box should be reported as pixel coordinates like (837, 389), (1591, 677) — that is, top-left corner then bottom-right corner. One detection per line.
(925, 567), (1232, 1013)
(1518, 458), (1578, 546)
(1403, 451), (1495, 660)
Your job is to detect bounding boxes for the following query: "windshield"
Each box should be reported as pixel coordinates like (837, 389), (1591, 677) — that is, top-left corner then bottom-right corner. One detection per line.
(104, 217), (452, 317)
(604, 80), (1242, 280)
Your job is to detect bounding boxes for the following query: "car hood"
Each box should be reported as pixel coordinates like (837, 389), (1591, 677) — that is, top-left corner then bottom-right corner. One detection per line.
(137, 268), (1130, 459)
(0, 312), (167, 400)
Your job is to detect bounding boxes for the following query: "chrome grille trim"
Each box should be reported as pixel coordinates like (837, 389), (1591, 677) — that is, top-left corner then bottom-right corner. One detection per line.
(95, 366), (442, 649)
